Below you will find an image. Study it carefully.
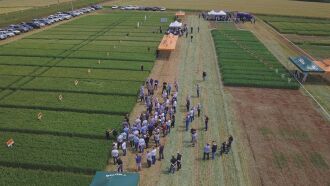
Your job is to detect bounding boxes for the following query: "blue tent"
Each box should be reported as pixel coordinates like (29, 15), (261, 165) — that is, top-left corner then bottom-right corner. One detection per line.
(90, 172), (139, 186)
(237, 12), (253, 21)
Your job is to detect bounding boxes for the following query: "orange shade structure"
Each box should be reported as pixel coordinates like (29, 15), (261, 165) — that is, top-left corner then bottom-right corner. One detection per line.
(158, 34), (178, 51)
(175, 11), (185, 17)
(314, 59), (330, 73)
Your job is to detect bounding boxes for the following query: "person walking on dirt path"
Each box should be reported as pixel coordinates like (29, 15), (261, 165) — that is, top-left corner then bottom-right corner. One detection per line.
(202, 71), (207, 81)
(228, 135), (234, 148)
(211, 141), (217, 160)
(122, 141), (127, 156)
(159, 143), (165, 160)
(204, 115), (209, 131)
(197, 103), (201, 117)
(136, 153), (142, 171)
(176, 152), (182, 170)
(203, 143), (211, 160)
(185, 113), (190, 131)
(191, 128), (197, 147)
(151, 146), (157, 164)
(170, 155), (177, 174)
(191, 26), (193, 34)
(191, 34), (193, 42)
(147, 150), (152, 167)
(111, 148), (119, 165)
(117, 157), (123, 172)
(196, 84), (200, 97)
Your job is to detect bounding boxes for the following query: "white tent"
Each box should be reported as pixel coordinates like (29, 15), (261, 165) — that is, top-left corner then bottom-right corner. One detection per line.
(217, 10), (227, 16)
(169, 21), (182, 28)
(208, 10), (216, 15)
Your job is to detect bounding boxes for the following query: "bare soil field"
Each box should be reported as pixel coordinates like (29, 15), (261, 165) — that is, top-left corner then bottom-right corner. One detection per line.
(228, 87), (330, 186)
(105, 0), (330, 18)
(237, 19), (330, 118)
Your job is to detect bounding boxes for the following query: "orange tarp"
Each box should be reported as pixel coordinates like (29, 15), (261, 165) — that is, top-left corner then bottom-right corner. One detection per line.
(158, 34), (178, 51)
(176, 11), (185, 17)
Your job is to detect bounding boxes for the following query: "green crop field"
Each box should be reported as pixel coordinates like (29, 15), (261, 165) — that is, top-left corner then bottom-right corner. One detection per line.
(0, 11), (172, 185)
(260, 15), (330, 59)
(212, 29), (299, 89)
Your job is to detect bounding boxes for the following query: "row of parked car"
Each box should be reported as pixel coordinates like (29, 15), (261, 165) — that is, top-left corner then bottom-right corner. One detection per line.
(0, 4), (102, 40)
(111, 5), (166, 11)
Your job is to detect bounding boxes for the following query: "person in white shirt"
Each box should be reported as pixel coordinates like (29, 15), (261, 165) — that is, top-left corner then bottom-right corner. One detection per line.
(117, 134), (123, 149)
(146, 151), (152, 167)
(151, 146), (157, 164)
(138, 137), (145, 153)
(111, 148), (119, 164)
(122, 141), (127, 156)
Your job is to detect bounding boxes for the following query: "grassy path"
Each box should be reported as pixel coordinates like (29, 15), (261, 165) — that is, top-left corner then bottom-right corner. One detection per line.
(155, 15), (252, 186)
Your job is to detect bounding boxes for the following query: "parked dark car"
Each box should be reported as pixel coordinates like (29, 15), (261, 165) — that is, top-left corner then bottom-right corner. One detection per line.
(92, 4), (102, 10)
(26, 22), (41, 29)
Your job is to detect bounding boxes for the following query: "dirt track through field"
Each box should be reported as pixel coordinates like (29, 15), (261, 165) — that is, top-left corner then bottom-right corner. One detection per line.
(106, 15), (253, 186)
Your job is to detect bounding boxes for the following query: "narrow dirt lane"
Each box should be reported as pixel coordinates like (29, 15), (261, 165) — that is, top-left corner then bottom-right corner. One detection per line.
(155, 15), (253, 186)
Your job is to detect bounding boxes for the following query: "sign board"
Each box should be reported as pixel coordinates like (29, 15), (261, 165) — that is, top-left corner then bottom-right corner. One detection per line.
(160, 18), (168, 23)
(90, 172), (139, 186)
(289, 56), (324, 73)
(6, 139), (14, 147)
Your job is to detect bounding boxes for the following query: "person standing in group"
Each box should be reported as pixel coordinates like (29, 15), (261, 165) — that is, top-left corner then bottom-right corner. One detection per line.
(135, 153), (142, 171)
(185, 31), (188, 38)
(203, 143), (211, 160)
(211, 141), (217, 160)
(151, 146), (157, 164)
(122, 141), (127, 156)
(146, 150), (152, 167)
(170, 155), (177, 174)
(117, 157), (123, 172)
(171, 115), (175, 128)
(204, 115), (209, 131)
(111, 148), (119, 165)
(159, 143), (165, 160)
(176, 152), (182, 170)
(228, 135), (234, 149)
(191, 34), (193, 42)
(220, 142), (226, 157)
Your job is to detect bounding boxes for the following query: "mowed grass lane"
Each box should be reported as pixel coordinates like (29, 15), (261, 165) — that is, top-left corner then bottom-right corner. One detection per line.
(0, 11), (173, 185)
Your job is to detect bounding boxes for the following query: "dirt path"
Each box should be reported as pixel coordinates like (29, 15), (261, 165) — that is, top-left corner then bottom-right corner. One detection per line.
(153, 15), (252, 186)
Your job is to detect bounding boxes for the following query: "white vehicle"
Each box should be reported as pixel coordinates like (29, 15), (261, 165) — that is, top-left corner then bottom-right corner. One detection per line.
(112, 5), (119, 9)
(160, 7), (166, 11)
(7, 29), (20, 35)
(0, 33), (7, 40)
(3, 31), (15, 37)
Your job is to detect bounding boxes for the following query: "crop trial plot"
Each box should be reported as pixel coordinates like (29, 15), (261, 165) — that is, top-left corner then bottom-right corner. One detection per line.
(212, 29), (299, 89)
(0, 11), (172, 185)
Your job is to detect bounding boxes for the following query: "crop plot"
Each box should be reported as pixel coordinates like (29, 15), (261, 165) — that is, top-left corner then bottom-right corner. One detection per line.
(0, 11), (172, 185)
(212, 29), (299, 89)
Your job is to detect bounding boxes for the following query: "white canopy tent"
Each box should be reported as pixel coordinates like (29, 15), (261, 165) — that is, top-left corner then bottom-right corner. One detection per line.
(169, 21), (183, 28)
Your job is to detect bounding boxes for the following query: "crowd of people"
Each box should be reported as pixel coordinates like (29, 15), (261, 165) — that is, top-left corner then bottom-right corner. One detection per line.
(107, 24), (235, 175)
(109, 78), (179, 172)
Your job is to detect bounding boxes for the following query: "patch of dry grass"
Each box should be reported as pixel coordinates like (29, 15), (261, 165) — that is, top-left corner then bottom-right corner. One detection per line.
(104, 0), (330, 18)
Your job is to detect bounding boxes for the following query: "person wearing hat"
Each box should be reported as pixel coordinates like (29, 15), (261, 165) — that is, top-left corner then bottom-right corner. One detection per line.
(176, 152), (182, 170)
